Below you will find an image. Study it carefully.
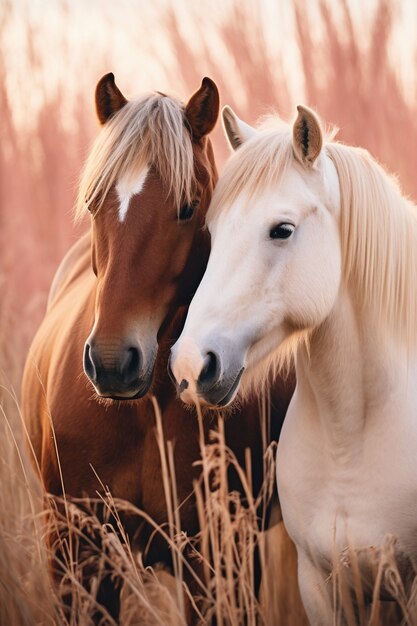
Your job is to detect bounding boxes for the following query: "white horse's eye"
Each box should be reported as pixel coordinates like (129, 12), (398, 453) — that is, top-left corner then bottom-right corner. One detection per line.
(269, 223), (295, 240)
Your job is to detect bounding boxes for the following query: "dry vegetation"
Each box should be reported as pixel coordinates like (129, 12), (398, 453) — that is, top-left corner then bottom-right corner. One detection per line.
(1, 0), (417, 624)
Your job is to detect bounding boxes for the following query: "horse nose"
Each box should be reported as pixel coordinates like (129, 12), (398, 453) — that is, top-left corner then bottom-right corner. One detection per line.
(167, 353), (191, 393)
(119, 346), (141, 386)
(171, 338), (243, 407)
(168, 349), (221, 398)
(197, 351), (221, 391)
(83, 340), (142, 391)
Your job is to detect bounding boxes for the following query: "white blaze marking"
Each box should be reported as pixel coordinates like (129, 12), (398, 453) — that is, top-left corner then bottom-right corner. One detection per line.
(116, 166), (149, 222)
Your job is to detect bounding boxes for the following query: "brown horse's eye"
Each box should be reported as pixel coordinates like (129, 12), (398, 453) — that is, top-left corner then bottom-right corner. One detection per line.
(179, 201), (198, 221)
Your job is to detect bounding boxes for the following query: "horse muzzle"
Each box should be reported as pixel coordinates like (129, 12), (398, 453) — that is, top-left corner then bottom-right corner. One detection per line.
(169, 336), (245, 408)
(83, 339), (155, 400)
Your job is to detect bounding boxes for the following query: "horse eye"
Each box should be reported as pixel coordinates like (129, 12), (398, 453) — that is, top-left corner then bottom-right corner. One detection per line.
(269, 223), (295, 240)
(179, 201), (198, 221)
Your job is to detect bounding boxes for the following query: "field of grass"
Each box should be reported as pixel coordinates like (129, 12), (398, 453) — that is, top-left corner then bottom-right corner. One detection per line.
(1, 1), (417, 623)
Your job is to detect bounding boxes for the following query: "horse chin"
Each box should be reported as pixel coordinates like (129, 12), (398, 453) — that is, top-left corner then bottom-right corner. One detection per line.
(199, 367), (244, 409)
(94, 369), (155, 402)
(105, 387), (149, 402)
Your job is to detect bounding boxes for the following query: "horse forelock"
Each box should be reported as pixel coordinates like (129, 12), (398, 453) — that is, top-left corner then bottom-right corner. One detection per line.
(208, 118), (295, 223)
(75, 92), (196, 221)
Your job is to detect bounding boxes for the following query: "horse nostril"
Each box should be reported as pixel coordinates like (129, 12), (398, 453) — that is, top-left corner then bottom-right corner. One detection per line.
(83, 343), (97, 383)
(120, 346), (141, 385)
(198, 351), (220, 388)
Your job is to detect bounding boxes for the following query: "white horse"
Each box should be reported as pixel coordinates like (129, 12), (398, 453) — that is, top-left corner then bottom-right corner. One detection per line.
(170, 104), (417, 623)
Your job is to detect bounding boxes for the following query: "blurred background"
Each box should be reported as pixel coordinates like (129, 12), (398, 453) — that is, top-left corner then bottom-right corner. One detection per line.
(1, 0), (417, 400)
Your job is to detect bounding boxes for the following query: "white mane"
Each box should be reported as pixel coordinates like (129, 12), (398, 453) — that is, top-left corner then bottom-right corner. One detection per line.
(327, 142), (417, 352)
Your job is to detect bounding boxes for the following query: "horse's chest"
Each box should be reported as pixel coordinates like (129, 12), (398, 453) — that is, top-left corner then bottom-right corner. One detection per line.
(276, 412), (417, 569)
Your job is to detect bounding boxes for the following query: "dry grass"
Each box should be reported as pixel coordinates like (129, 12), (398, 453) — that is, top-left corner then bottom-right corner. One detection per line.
(1, 0), (417, 624)
(1, 387), (417, 625)
(0, 385), (306, 625)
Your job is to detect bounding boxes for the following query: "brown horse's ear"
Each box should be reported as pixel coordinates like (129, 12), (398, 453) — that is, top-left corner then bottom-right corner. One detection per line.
(95, 73), (128, 125)
(185, 77), (220, 141)
(292, 105), (323, 167)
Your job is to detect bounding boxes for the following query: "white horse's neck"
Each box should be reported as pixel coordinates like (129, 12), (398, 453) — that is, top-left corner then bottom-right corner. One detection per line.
(296, 286), (412, 449)
(278, 283), (417, 620)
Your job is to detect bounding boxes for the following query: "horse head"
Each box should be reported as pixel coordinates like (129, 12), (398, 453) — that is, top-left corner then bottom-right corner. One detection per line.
(79, 73), (219, 400)
(170, 105), (341, 406)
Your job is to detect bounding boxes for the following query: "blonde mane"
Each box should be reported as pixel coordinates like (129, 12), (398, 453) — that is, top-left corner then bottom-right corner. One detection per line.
(210, 116), (417, 395)
(75, 93), (195, 220)
(327, 142), (417, 351)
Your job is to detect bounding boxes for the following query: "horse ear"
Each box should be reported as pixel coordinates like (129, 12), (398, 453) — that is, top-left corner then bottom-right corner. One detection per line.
(222, 105), (257, 151)
(185, 77), (219, 141)
(95, 73), (128, 125)
(292, 105), (323, 166)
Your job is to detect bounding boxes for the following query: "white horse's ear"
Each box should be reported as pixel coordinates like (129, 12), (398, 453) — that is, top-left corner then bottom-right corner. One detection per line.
(222, 105), (257, 151)
(292, 105), (323, 167)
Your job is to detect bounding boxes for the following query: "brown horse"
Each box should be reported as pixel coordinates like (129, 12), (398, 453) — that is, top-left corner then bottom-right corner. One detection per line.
(21, 74), (295, 623)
